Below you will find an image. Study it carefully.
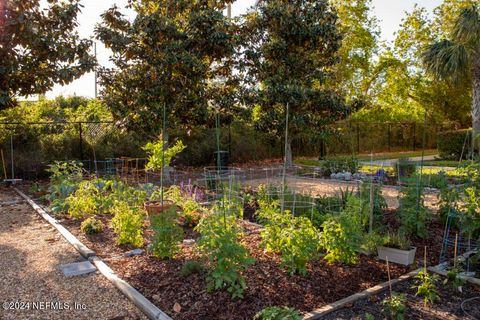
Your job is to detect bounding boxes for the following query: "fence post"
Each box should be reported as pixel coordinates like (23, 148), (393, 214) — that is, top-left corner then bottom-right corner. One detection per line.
(412, 123), (416, 151)
(79, 123), (84, 160)
(388, 123), (391, 152)
(356, 124), (360, 154)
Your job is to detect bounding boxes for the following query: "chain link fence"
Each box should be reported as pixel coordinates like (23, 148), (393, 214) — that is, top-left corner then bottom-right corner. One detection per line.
(0, 120), (451, 179)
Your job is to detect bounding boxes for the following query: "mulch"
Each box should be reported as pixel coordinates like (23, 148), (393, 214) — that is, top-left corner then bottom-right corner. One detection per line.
(19, 180), (453, 319)
(323, 275), (480, 320)
(106, 232), (411, 320)
(57, 204), (448, 320)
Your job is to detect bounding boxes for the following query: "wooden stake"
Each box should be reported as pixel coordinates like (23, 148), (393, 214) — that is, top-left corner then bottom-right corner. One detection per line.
(386, 257), (392, 297)
(424, 246), (427, 270)
(454, 233), (458, 269)
(0, 149), (6, 180)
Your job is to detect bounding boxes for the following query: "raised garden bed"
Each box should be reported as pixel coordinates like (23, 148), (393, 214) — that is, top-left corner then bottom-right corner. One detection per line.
(57, 212), (412, 319)
(322, 275), (480, 319)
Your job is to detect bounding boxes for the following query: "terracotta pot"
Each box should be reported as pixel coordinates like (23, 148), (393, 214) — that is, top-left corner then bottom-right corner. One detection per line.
(144, 200), (174, 215)
(33, 191), (46, 198)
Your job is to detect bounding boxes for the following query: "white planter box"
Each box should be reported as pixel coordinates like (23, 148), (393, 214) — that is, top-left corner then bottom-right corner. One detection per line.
(377, 246), (417, 266)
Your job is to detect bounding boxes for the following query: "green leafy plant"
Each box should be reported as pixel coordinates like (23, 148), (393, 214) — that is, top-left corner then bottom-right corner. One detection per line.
(358, 182), (387, 229)
(364, 313), (375, 320)
(253, 306), (302, 320)
(321, 156), (359, 175)
(46, 161), (85, 215)
(259, 201), (320, 275)
(80, 217), (104, 235)
(165, 185), (205, 227)
(398, 183), (430, 239)
(66, 180), (99, 219)
(381, 292), (406, 320)
(143, 139), (186, 170)
(382, 231), (412, 250)
(444, 268), (466, 291)
(437, 129), (471, 160)
(149, 206), (184, 259)
(414, 269), (439, 306)
(320, 197), (364, 265)
(111, 202), (145, 248)
(195, 213), (254, 299)
(180, 261), (205, 277)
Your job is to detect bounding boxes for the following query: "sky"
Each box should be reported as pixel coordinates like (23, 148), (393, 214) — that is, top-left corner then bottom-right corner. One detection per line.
(45, 0), (444, 99)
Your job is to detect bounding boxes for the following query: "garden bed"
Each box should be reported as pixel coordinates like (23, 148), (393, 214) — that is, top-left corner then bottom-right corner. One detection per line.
(107, 232), (410, 319)
(55, 206), (448, 319)
(322, 275), (480, 320)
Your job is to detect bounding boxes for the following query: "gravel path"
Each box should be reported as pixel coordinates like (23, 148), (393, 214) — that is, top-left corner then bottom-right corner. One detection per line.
(0, 187), (146, 320)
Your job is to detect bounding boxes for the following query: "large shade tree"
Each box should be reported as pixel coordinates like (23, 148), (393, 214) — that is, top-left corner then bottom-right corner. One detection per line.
(241, 0), (347, 166)
(422, 4), (480, 147)
(95, 0), (237, 136)
(0, 0), (95, 109)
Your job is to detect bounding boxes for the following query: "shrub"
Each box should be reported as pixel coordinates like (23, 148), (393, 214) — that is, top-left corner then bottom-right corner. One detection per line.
(437, 129), (471, 160)
(111, 202), (145, 247)
(149, 207), (184, 259)
(195, 213), (254, 299)
(80, 217), (104, 235)
(321, 156), (359, 175)
(253, 306), (302, 320)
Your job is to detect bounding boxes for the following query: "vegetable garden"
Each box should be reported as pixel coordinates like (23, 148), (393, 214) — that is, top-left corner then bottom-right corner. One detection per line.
(17, 140), (480, 319)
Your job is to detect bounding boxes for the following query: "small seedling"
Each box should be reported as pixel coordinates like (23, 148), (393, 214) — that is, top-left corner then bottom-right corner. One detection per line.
(180, 261), (205, 277)
(253, 306), (302, 320)
(414, 247), (439, 306)
(381, 292), (406, 320)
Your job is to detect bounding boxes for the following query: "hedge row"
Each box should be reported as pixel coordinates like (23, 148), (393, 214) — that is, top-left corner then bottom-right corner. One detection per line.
(437, 129), (471, 160)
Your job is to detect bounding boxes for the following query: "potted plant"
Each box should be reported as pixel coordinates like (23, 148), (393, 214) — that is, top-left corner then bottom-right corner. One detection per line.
(377, 231), (417, 265)
(143, 138), (186, 214)
(29, 182), (46, 198)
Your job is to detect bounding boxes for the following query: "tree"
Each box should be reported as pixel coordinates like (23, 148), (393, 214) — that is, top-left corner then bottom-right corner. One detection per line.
(241, 0), (347, 166)
(95, 0), (237, 137)
(328, 0), (380, 106)
(422, 4), (480, 148)
(352, 3), (471, 127)
(0, 0), (95, 109)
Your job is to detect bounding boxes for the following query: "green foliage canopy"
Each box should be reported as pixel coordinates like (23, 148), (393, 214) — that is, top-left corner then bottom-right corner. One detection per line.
(0, 0), (95, 109)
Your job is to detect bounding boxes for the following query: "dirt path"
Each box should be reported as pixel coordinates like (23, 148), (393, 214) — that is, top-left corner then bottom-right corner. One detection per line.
(245, 176), (439, 210)
(0, 187), (146, 320)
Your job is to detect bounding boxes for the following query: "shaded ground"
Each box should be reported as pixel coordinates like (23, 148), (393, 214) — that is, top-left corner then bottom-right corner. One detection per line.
(0, 187), (146, 320)
(324, 276), (480, 320)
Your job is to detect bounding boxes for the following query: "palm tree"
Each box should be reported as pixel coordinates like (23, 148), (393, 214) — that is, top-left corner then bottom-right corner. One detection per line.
(422, 5), (480, 152)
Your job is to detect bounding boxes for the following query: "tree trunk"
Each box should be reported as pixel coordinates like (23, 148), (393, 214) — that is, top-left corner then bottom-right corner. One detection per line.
(472, 51), (480, 155)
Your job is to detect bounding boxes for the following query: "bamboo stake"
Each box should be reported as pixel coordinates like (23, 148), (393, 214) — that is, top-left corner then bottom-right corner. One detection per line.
(454, 233), (458, 269)
(424, 246), (427, 270)
(386, 257), (392, 297)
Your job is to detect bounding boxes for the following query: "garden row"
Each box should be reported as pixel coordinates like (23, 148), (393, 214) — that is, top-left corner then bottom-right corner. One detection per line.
(32, 159), (480, 319)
